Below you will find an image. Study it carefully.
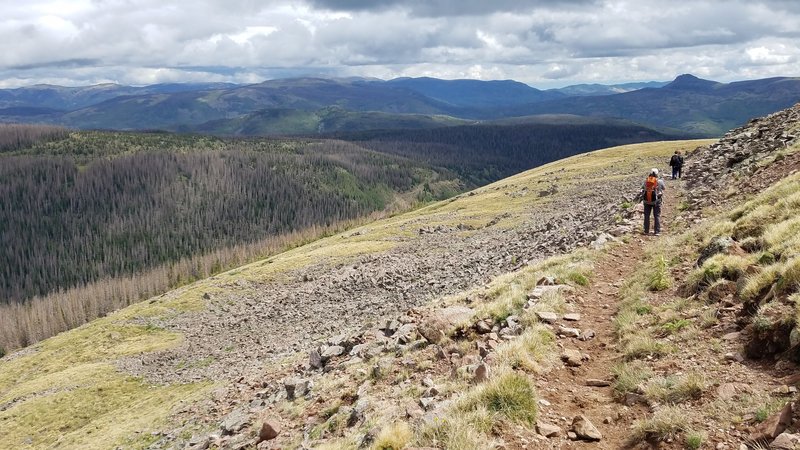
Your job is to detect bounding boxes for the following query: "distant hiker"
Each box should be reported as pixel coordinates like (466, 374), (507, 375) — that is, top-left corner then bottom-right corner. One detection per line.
(641, 168), (666, 235)
(669, 150), (684, 179)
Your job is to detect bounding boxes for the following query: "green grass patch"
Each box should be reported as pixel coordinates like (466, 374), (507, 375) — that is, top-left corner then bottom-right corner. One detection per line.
(457, 371), (538, 426)
(0, 363), (208, 450)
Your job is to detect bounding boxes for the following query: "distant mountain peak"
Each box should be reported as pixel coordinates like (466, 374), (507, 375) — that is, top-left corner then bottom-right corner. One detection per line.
(665, 74), (721, 90)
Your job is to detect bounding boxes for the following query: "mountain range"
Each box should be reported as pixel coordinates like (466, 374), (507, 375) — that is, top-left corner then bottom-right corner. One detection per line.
(1, 74), (799, 136)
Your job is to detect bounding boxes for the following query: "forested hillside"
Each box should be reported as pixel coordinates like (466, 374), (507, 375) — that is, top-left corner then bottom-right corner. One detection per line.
(0, 129), (456, 306)
(336, 121), (673, 185)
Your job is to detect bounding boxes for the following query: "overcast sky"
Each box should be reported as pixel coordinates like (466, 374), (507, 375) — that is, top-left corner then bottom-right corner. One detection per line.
(1, 0), (799, 88)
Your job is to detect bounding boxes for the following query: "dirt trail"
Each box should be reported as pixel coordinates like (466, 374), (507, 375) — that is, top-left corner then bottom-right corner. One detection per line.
(534, 178), (684, 449)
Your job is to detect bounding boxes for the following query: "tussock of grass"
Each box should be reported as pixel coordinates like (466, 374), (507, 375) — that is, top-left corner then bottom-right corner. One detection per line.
(372, 422), (412, 450)
(659, 318), (693, 336)
(480, 282), (527, 322)
(779, 256), (800, 292)
(686, 254), (750, 292)
(732, 204), (775, 239)
(643, 373), (705, 404)
(522, 290), (568, 321)
(612, 361), (653, 398)
(457, 370), (538, 426)
(494, 325), (556, 372)
(415, 408), (495, 450)
(740, 264), (782, 301)
(684, 430), (706, 450)
(631, 406), (688, 442)
(623, 333), (672, 360)
(764, 216), (800, 257)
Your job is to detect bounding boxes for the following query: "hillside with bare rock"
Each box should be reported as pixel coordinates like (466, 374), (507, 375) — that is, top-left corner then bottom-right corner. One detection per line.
(3, 104), (800, 450)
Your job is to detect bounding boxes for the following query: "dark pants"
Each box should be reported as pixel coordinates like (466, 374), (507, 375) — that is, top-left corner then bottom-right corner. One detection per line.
(671, 166), (682, 179)
(644, 202), (661, 234)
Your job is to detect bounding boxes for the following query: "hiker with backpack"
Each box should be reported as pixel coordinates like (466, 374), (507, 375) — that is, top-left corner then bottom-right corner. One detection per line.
(669, 150), (684, 179)
(641, 168), (666, 235)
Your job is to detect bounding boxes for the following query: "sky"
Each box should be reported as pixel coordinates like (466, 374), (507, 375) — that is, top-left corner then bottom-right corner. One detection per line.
(1, 0), (799, 89)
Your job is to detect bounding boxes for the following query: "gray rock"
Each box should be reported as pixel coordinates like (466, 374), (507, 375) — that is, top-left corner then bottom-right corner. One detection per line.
(309, 348), (323, 369)
(770, 432), (800, 450)
(558, 325), (582, 338)
(561, 349), (583, 367)
(536, 421), (561, 438)
(419, 397), (435, 410)
(536, 311), (559, 323)
(284, 377), (309, 400)
(563, 313), (581, 322)
(571, 415), (602, 441)
(321, 345), (345, 359)
(220, 408), (250, 435)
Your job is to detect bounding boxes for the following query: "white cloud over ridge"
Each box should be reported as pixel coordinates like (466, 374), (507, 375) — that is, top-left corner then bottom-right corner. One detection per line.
(0, 0), (798, 88)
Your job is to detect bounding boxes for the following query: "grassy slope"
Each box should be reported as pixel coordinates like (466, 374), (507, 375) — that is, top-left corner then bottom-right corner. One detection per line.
(608, 145), (800, 446)
(0, 139), (711, 449)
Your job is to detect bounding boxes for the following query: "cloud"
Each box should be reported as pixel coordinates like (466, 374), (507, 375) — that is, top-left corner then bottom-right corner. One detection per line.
(0, 0), (798, 88)
(306, 0), (598, 17)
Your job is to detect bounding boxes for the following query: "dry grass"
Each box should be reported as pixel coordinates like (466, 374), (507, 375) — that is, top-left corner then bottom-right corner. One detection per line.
(612, 360), (653, 398)
(415, 408), (496, 450)
(643, 372), (706, 404)
(740, 264), (782, 301)
(372, 422), (413, 450)
(686, 253), (750, 292)
(630, 406), (689, 443)
(622, 333), (672, 360)
(494, 325), (557, 372)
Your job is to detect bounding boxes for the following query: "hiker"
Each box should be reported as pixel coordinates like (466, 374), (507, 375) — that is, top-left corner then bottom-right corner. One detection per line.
(669, 150), (684, 179)
(641, 168), (666, 235)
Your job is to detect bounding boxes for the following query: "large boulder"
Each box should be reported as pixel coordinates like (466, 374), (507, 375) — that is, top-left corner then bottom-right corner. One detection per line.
(418, 306), (475, 344)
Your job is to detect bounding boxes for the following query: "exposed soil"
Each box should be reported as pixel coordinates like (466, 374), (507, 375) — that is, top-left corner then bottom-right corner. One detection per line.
(527, 179), (681, 449)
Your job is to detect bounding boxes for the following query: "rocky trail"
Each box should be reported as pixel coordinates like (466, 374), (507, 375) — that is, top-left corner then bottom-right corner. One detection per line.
(532, 180), (684, 449)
